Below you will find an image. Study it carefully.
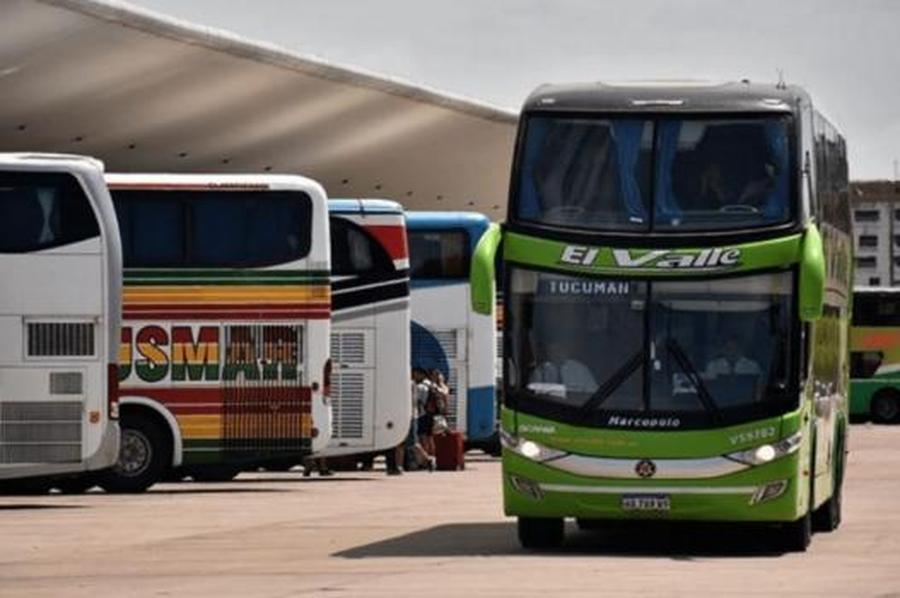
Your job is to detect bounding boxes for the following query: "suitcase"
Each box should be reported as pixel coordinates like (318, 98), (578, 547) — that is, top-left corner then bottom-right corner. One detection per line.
(434, 431), (465, 471)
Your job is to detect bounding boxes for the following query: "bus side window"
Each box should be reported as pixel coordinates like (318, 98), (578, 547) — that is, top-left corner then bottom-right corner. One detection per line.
(408, 230), (469, 278)
(0, 172), (99, 253)
(330, 217), (394, 276)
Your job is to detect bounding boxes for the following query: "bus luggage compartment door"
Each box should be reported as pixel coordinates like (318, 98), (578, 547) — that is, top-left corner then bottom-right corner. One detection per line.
(221, 324), (310, 463)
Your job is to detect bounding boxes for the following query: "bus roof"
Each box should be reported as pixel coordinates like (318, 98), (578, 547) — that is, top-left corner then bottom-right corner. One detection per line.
(105, 172), (327, 197)
(329, 199), (404, 215)
(522, 80), (808, 115)
(405, 211), (491, 253)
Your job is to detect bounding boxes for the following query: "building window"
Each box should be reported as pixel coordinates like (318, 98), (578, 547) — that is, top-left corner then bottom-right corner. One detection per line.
(895, 209), (900, 221)
(856, 256), (877, 268)
(869, 277), (881, 286)
(859, 234), (878, 248)
(854, 209), (880, 223)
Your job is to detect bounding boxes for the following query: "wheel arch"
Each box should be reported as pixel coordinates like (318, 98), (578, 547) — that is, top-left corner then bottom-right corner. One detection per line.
(119, 396), (183, 467)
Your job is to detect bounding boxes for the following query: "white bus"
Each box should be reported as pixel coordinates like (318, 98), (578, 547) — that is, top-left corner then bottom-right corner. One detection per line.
(101, 173), (332, 491)
(0, 154), (121, 488)
(324, 200), (411, 457)
(405, 211), (496, 447)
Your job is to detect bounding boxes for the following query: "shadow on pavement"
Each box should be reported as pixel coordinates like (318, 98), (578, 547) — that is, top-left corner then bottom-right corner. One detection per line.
(0, 503), (84, 510)
(334, 521), (786, 559)
(147, 487), (288, 495)
(223, 476), (377, 484)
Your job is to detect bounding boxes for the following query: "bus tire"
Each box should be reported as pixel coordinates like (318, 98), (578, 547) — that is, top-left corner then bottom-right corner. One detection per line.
(517, 517), (564, 550)
(189, 465), (241, 482)
(99, 415), (169, 493)
(813, 430), (845, 533)
(781, 510), (812, 552)
(871, 389), (900, 423)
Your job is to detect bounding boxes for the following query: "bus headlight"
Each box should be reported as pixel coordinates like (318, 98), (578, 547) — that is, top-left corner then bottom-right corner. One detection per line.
(727, 432), (802, 466)
(500, 429), (567, 463)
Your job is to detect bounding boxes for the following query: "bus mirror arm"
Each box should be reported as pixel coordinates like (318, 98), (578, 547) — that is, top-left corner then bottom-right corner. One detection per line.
(799, 224), (825, 322)
(470, 223), (502, 316)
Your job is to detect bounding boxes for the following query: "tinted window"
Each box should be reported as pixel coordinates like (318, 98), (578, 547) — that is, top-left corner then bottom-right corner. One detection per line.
(853, 292), (900, 326)
(859, 235), (878, 248)
(515, 115), (793, 233)
(114, 197), (185, 266)
(113, 190), (312, 268)
(408, 230), (469, 278)
(506, 267), (797, 428)
(855, 209), (879, 222)
(0, 172), (99, 253)
(329, 217), (394, 276)
(655, 118), (792, 231)
(517, 117), (652, 231)
(856, 256), (877, 269)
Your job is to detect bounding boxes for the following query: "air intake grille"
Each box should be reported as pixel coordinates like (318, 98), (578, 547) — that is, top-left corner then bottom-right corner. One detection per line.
(0, 401), (82, 464)
(331, 332), (366, 364)
(27, 322), (95, 357)
(432, 330), (459, 359)
(332, 372), (364, 439)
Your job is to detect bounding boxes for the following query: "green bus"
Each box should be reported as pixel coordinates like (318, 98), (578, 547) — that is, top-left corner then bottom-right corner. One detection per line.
(472, 81), (852, 551)
(850, 287), (900, 422)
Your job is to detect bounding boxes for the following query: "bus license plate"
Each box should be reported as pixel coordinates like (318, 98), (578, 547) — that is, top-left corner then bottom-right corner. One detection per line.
(621, 494), (671, 511)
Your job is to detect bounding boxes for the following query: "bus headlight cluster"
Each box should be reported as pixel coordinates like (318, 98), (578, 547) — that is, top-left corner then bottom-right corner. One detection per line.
(500, 429), (568, 463)
(726, 431), (803, 466)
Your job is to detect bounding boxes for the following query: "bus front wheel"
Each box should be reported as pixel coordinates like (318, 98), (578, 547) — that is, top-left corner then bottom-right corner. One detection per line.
(517, 517), (564, 550)
(99, 416), (169, 493)
(871, 390), (900, 424)
(781, 510), (812, 552)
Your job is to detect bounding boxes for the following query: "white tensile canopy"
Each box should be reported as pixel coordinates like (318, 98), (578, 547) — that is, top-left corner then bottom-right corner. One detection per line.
(0, 0), (519, 214)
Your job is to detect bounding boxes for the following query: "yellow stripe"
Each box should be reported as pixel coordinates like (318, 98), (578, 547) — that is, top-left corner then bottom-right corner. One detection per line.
(124, 285), (330, 304)
(177, 414), (313, 440)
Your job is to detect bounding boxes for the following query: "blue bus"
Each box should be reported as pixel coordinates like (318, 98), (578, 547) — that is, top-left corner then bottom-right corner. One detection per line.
(406, 212), (497, 449)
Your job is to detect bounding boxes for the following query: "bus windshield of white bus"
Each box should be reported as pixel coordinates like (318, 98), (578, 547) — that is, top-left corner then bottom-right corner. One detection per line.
(0, 172), (100, 252)
(506, 267), (797, 428)
(514, 115), (793, 233)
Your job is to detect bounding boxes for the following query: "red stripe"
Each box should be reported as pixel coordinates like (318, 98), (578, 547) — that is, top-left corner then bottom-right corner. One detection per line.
(120, 386), (312, 408)
(364, 225), (408, 262)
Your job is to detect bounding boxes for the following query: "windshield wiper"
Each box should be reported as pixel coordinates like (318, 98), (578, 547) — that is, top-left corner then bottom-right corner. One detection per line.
(666, 339), (724, 424)
(578, 350), (643, 420)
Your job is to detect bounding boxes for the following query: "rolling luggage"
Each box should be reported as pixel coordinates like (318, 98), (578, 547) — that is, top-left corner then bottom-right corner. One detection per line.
(434, 431), (465, 471)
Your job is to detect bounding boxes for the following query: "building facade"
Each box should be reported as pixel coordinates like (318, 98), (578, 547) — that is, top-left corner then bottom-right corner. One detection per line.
(851, 181), (900, 287)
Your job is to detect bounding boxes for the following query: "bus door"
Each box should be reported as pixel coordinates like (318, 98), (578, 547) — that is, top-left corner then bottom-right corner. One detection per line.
(221, 323), (311, 461)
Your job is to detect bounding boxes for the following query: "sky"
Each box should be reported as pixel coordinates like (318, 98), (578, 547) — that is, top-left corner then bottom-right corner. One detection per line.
(131, 0), (900, 180)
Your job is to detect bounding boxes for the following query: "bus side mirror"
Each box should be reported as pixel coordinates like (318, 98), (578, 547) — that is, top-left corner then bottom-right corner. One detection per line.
(799, 223), (825, 322)
(470, 223), (502, 315)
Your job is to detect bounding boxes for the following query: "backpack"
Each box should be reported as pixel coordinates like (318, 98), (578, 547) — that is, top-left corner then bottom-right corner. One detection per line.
(425, 386), (447, 416)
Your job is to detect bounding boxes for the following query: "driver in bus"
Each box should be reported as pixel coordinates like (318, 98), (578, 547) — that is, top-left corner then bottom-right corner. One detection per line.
(529, 339), (598, 395)
(704, 336), (761, 378)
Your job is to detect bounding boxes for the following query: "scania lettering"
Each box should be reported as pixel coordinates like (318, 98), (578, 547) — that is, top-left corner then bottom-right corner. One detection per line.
(471, 81), (852, 551)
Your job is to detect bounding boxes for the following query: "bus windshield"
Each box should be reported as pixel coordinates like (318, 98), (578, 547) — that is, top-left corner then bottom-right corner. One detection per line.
(506, 267), (797, 428)
(515, 115), (793, 233)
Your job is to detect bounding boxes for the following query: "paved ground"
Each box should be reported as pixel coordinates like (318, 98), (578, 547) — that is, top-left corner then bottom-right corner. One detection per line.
(1, 425), (900, 597)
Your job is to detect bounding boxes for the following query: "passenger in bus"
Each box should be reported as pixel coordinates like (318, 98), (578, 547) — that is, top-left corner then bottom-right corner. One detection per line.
(704, 336), (761, 377)
(529, 339), (598, 395)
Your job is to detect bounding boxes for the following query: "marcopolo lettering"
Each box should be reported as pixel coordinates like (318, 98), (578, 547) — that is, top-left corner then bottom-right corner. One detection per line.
(559, 244), (742, 271)
(607, 415), (682, 429)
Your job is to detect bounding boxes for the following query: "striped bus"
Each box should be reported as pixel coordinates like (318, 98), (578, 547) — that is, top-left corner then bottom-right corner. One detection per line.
(99, 174), (331, 492)
(325, 200), (411, 457)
